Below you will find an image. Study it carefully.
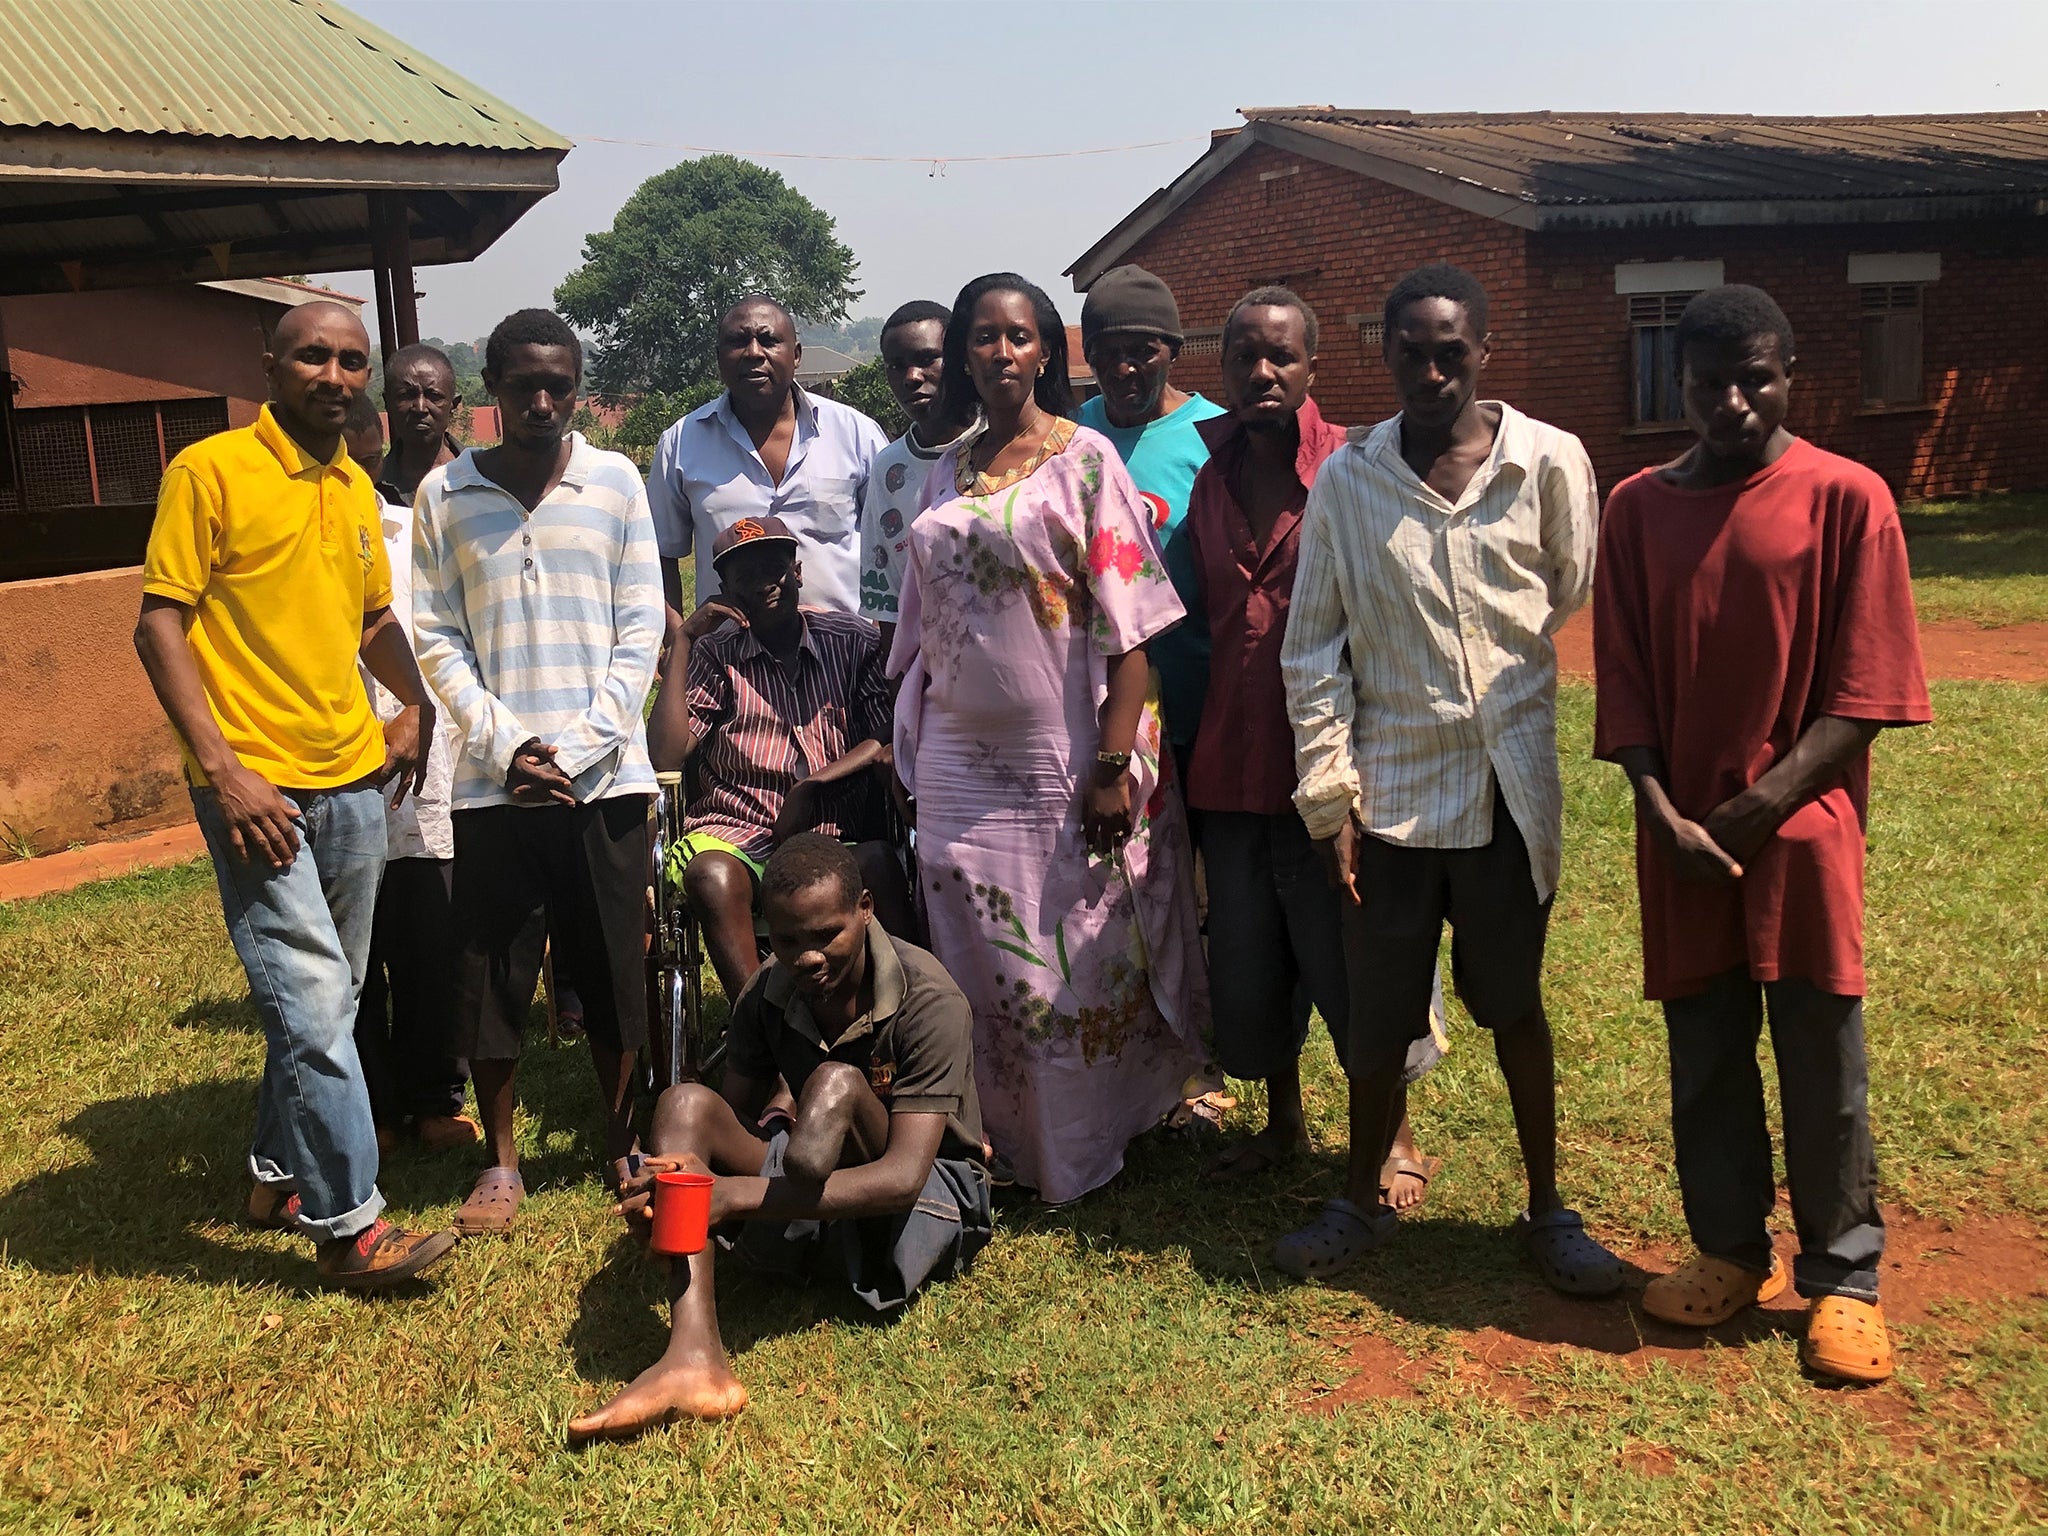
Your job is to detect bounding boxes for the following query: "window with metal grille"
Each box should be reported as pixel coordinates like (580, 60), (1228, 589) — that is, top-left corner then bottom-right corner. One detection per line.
(3, 397), (230, 512)
(1357, 318), (1385, 351)
(1860, 285), (1923, 406)
(1629, 292), (1696, 424)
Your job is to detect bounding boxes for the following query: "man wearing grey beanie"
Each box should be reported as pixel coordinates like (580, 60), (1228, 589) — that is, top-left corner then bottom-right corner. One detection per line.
(1076, 266), (1227, 788)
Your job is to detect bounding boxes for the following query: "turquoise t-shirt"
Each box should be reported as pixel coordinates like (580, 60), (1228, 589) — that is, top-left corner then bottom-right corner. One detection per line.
(1076, 392), (1228, 755)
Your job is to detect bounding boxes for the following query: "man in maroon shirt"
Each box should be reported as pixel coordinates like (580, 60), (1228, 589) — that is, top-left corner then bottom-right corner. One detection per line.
(1595, 285), (1930, 1383)
(1181, 288), (1444, 1195)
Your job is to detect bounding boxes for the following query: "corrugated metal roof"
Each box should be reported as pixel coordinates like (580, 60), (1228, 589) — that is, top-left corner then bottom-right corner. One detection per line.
(0, 0), (569, 151)
(1243, 109), (2048, 205)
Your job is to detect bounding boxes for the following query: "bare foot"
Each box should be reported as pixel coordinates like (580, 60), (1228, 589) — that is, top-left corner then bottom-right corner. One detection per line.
(567, 1353), (748, 1442)
(1205, 1126), (1305, 1180)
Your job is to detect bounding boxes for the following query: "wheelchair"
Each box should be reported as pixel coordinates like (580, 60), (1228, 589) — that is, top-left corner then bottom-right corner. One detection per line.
(644, 764), (920, 1093)
(646, 769), (723, 1090)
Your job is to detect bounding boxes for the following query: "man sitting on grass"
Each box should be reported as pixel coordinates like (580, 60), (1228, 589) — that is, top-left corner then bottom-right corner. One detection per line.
(568, 835), (991, 1438)
(1595, 284), (1931, 1383)
(647, 515), (912, 1001)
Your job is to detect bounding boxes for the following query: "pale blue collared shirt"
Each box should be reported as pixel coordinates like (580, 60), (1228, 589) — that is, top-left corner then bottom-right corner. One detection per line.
(647, 385), (890, 615)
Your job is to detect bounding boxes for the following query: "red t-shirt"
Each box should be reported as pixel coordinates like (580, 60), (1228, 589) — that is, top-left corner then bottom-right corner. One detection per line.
(1594, 437), (1931, 1001)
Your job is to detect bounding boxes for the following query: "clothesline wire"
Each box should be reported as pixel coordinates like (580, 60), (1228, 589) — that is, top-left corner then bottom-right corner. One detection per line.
(570, 132), (1207, 166)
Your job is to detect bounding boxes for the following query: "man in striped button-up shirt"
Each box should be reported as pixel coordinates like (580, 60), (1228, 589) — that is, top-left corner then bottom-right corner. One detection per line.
(413, 308), (664, 1236)
(647, 516), (907, 1001)
(1276, 266), (1621, 1294)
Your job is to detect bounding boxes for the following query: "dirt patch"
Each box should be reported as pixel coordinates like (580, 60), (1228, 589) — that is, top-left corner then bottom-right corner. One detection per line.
(1555, 610), (2048, 685)
(1618, 1443), (1678, 1478)
(1308, 1207), (2048, 1422)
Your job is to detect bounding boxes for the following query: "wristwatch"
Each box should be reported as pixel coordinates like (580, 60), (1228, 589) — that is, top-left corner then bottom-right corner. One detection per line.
(1095, 749), (1132, 775)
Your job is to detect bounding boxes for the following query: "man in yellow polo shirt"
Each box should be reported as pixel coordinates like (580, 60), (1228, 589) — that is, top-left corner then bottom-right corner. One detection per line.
(134, 300), (459, 1291)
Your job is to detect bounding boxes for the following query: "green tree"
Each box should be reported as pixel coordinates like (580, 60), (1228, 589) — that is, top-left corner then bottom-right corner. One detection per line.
(830, 356), (909, 440)
(555, 154), (860, 397)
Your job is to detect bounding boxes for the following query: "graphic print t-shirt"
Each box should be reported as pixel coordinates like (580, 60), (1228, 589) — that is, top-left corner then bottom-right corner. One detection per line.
(856, 429), (952, 621)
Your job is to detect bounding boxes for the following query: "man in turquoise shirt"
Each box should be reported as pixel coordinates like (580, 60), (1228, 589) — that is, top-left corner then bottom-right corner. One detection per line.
(1076, 265), (1227, 780)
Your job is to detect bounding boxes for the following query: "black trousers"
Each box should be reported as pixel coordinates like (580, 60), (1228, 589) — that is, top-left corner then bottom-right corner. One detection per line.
(353, 856), (469, 1125)
(450, 797), (652, 1061)
(1664, 968), (1884, 1301)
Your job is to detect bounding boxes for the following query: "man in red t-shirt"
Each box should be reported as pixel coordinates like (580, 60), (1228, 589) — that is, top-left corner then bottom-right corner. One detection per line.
(1595, 284), (1931, 1384)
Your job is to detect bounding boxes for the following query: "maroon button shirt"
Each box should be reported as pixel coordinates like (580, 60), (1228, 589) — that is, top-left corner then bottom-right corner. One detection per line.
(1183, 397), (1349, 815)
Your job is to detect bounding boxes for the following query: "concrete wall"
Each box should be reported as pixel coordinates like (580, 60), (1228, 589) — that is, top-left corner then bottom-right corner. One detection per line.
(0, 566), (187, 856)
(1102, 142), (2048, 500)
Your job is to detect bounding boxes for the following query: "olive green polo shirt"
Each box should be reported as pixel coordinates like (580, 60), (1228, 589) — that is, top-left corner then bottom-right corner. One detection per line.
(727, 922), (985, 1164)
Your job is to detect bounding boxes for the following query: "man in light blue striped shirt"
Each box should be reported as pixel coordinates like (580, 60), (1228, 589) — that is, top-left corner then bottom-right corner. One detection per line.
(413, 308), (663, 1236)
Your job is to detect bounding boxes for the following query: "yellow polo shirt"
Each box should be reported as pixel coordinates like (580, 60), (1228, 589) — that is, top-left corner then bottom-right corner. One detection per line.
(142, 404), (393, 789)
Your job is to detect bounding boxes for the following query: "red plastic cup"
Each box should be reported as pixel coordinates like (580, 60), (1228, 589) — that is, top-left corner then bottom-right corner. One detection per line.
(649, 1170), (715, 1256)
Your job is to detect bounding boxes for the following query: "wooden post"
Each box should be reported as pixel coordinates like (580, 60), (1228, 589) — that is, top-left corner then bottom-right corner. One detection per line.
(372, 261), (398, 369)
(373, 191), (420, 348)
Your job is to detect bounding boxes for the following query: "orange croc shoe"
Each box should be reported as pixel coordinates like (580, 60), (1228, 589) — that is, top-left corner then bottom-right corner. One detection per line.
(1644, 1252), (1789, 1327)
(1802, 1296), (1893, 1383)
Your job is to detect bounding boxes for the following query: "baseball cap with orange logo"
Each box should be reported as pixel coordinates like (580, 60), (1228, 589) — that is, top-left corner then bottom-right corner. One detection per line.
(710, 515), (800, 572)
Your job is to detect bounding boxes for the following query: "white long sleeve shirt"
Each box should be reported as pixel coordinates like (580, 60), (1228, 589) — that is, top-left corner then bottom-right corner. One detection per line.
(411, 434), (663, 810)
(360, 493), (458, 858)
(1280, 403), (1598, 901)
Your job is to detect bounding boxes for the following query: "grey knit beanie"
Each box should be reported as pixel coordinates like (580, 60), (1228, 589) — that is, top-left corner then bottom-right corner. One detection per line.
(1081, 265), (1183, 350)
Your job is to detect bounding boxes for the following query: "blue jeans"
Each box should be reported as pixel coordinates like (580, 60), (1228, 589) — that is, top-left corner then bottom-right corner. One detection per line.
(194, 782), (387, 1241)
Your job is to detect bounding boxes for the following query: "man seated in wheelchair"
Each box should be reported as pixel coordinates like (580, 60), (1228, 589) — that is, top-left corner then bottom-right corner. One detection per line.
(568, 835), (990, 1439)
(649, 515), (913, 1000)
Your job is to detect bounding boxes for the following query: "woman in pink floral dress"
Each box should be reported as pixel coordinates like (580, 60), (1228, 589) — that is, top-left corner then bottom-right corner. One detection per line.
(888, 273), (1211, 1203)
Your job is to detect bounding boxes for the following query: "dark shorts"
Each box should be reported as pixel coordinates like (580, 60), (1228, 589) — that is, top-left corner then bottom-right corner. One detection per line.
(450, 797), (652, 1060)
(725, 1130), (993, 1314)
(1343, 786), (1552, 1074)
(1202, 809), (1442, 1085)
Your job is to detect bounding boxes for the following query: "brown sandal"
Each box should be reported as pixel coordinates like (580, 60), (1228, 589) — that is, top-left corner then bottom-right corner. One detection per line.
(453, 1166), (525, 1236)
(1378, 1154), (1443, 1209)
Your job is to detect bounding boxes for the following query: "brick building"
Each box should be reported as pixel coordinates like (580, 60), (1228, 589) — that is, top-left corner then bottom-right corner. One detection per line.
(1067, 109), (2048, 501)
(0, 279), (364, 579)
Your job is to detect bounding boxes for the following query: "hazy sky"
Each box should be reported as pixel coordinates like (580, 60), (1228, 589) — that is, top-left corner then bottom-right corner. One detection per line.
(319, 0), (2048, 345)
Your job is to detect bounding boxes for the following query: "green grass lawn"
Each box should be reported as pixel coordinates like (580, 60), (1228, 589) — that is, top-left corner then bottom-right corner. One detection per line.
(1900, 491), (2048, 627)
(2, 683), (2045, 1533)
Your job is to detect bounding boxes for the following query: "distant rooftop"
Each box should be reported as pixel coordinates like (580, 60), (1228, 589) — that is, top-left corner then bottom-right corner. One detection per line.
(1237, 107), (2048, 209)
(1073, 107), (2048, 287)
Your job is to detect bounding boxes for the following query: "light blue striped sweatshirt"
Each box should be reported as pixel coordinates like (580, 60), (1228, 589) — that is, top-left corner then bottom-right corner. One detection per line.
(412, 433), (662, 810)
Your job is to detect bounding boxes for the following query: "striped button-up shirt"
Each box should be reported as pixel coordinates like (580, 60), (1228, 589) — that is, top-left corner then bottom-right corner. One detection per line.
(1280, 403), (1598, 900)
(412, 434), (663, 810)
(684, 607), (894, 858)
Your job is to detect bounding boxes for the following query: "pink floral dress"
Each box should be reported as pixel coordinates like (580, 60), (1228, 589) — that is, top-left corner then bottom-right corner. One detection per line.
(888, 422), (1212, 1202)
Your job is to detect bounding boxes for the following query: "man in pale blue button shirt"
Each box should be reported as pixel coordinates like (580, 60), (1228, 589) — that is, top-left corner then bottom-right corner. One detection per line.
(648, 295), (889, 616)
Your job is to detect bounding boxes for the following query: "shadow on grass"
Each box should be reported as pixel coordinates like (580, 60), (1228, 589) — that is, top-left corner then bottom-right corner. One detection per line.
(170, 995), (260, 1033)
(0, 1077), (325, 1293)
(561, 1222), (924, 1392)
(1010, 1129), (1803, 1358)
(1899, 499), (2048, 581)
